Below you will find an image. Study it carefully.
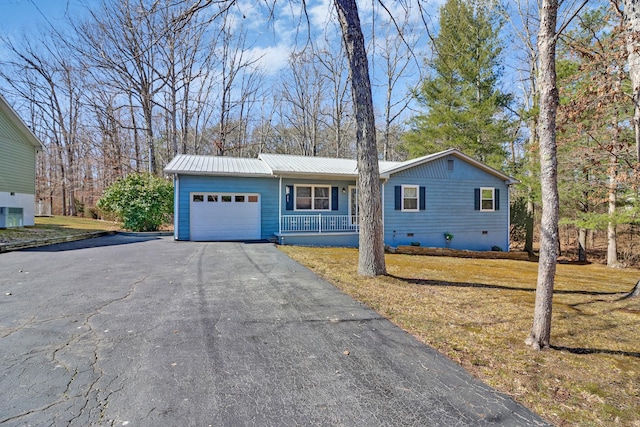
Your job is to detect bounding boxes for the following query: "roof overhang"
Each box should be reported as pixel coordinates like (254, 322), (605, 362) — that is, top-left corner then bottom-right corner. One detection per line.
(0, 94), (45, 151)
(271, 171), (358, 180)
(166, 170), (276, 178)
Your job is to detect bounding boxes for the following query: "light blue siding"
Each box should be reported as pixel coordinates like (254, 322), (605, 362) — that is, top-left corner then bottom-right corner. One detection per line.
(175, 174), (279, 240)
(384, 155), (510, 251)
(280, 178), (356, 216)
(278, 233), (359, 247)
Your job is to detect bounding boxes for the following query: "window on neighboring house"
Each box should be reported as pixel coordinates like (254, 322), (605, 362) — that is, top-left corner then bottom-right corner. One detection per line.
(480, 188), (495, 211)
(295, 185), (331, 210)
(402, 185), (419, 211)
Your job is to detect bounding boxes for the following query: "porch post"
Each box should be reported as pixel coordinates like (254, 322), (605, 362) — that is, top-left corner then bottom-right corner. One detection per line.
(174, 174), (179, 240)
(381, 181), (385, 237)
(278, 176), (282, 234)
(506, 183), (511, 252)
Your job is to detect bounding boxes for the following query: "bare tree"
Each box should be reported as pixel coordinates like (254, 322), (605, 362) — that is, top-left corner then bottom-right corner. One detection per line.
(76, 0), (165, 173)
(374, 7), (421, 161)
(212, 12), (264, 156)
(280, 49), (328, 156)
(612, 0), (640, 161)
(502, 0), (542, 255)
(0, 33), (86, 216)
(334, 0), (386, 276)
(526, 0), (559, 350)
(314, 36), (354, 158)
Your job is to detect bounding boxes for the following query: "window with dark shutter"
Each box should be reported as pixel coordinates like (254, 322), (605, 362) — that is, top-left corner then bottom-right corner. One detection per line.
(475, 187), (496, 211)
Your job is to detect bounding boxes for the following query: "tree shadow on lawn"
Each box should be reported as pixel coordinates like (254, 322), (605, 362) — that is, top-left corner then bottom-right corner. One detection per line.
(387, 275), (627, 296)
(551, 345), (640, 359)
(389, 274), (640, 358)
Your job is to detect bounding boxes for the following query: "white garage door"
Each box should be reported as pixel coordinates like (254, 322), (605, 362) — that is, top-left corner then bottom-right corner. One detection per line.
(190, 192), (261, 241)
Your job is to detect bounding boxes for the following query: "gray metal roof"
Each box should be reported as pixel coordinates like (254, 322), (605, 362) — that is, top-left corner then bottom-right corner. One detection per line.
(164, 150), (517, 184)
(259, 153), (402, 177)
(164, 154), (273, 176)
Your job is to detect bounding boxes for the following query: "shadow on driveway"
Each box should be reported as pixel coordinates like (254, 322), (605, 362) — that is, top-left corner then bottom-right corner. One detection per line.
(21, 233), (164, 252)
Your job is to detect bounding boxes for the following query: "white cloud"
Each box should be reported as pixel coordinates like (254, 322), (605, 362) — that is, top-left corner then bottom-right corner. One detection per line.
(247, 43), (292, 76)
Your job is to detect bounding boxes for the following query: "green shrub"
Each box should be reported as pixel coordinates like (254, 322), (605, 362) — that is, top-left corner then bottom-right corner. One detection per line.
(97, 173), (173, 232)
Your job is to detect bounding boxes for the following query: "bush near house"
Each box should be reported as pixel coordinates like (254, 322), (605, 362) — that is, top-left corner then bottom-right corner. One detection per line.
(97, 173), (173, 232)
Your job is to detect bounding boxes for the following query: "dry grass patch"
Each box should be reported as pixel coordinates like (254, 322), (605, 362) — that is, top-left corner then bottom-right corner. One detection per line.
(279, 246), (640, 427)
(0, 216), (121, 244)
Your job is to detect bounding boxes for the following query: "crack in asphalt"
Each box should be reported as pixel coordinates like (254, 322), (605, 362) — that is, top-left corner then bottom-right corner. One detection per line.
(1, 274), (149, 426)
(69, 274), (150, 425)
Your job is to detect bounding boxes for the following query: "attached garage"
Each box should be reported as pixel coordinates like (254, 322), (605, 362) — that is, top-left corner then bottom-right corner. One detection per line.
(190, 192), (261, 241)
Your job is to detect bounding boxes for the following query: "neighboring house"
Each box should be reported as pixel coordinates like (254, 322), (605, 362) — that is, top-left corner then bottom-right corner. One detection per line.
(164, 149), (518, 251)
(0, 95), (44, 228)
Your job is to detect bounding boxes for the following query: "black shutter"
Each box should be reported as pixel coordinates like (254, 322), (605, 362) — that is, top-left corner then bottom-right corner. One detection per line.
(495, 189), (500, 210)
(332, 187), (339, 211)
(395, 186), (401, 210)
(419, 186), (426, 210)
(474, 188), (480, 210)
(286, 185), (294, 210)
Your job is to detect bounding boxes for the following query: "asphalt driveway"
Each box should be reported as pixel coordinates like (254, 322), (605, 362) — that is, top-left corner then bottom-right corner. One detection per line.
(0, 235), (549, 426)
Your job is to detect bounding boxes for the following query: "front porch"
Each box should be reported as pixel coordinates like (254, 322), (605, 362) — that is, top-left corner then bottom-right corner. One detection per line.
(275, 214), (360, 247)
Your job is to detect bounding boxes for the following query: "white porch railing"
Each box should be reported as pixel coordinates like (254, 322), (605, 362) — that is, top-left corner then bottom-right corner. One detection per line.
(281, 214), (359, 233)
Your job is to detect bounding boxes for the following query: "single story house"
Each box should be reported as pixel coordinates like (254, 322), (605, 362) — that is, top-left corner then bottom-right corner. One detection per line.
(164, 149), (518, 251)
(0, 94), (45, 228)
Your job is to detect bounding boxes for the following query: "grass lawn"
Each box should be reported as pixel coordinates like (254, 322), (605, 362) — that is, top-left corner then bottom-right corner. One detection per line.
(279, 246), (640, 427)
(0, 216), (121, 244)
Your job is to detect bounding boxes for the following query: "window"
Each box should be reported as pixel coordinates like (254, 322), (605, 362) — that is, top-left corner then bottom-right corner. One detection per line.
(193, 194), (204, 202)
(295, 185), (331, 210)
(248, 195), (258, 203)
(402, 185), (419, 211)
(314, 187), (330, 210)
(395, 185), (425, 211)
(207, 195), (218, 202)
(481, 187), (495, 211)
(221, 195), (232, 202)
(235, 195), (245, 203)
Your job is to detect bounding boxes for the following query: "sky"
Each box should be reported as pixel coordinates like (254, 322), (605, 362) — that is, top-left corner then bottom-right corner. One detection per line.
(0, 0), (440, 74)
(0, 0), (90, 35)
(0, 0), (449, 127)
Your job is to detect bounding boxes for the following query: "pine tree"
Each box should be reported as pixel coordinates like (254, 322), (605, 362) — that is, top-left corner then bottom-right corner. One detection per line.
(404, 0), (513, 168)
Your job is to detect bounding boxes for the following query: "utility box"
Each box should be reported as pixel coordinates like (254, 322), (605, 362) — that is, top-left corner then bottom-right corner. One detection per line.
(0, 207), (24, 228)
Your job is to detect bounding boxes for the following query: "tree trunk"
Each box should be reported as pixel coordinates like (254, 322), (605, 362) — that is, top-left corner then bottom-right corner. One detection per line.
(623, 0), (640, 161)
(578, 227), (587, 263)
(526, 0), (559, 351)
(607, 151), (620, 267)
(525, 103), (537, 255)
(334, 0), (387, 276)
(525, 189), (535, 255)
